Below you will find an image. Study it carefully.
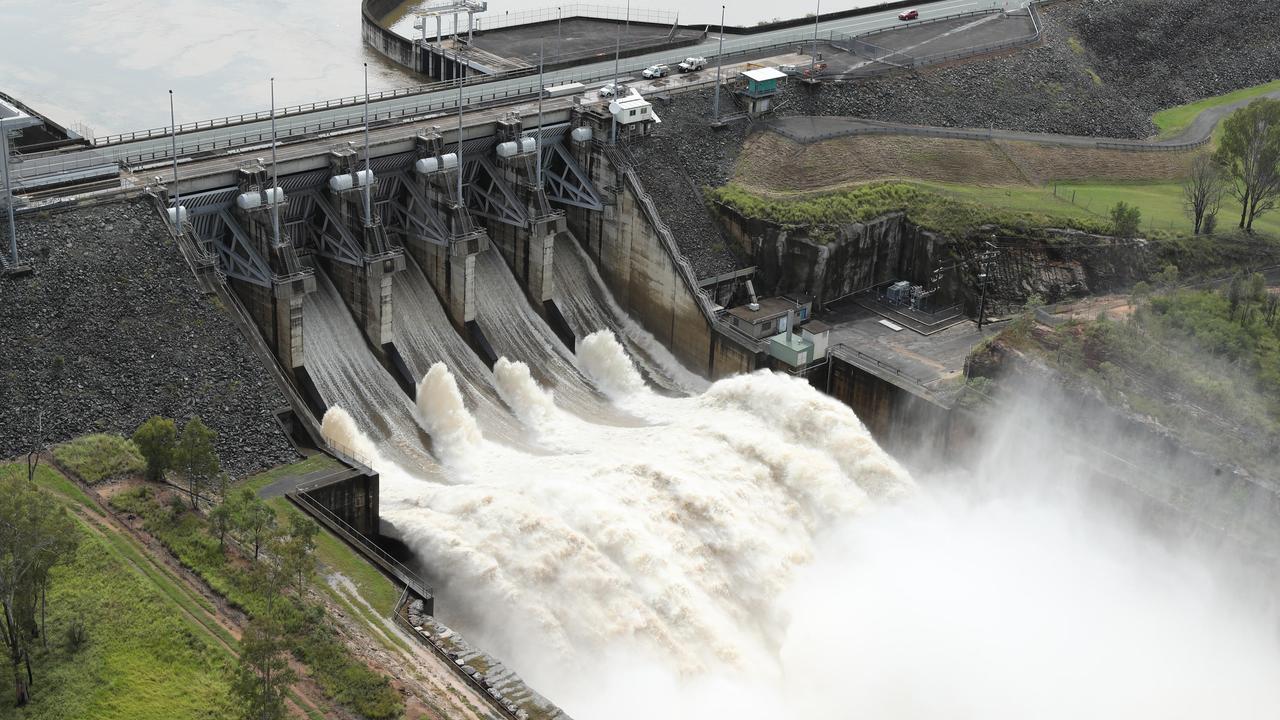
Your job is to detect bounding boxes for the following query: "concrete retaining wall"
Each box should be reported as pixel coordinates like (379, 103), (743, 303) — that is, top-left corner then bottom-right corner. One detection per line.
(363, 0), (420, 71)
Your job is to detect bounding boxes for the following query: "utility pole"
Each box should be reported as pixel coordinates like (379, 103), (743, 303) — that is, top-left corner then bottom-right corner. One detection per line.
(712, 4), (725, 123)
(363, 62), (373, 226)
(270, 78), (281, 249)
(977, 240), (998, 329)
(169, 90), (181, 235)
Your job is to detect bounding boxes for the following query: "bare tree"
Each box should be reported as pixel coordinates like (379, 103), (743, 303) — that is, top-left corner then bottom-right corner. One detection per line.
(1214, 99), (1280, 232)
(1182, 153), (1226, 234)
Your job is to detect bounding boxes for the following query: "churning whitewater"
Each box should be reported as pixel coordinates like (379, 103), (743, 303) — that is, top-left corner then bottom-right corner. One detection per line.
(314, 264), (1280, 720)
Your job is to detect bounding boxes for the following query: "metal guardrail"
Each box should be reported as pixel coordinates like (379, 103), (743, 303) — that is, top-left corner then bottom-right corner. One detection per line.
(772, 119), (1214, 153)
(829, 343), (937, 391)
(289, 486), (435, 600)
(474, 3), (677, 32)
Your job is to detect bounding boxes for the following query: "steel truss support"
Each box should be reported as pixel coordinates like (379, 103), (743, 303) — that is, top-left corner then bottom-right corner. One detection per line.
(382, 171), (452, 247)
(303, 190), (365, 266)
(464, 157), (527, 227)
(541, 141), (602, 211)
(214, 210), (273, 288)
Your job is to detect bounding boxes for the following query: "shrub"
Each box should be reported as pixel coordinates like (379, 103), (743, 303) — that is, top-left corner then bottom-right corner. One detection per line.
(53, 434), (146, 484)
(65, 620), (89, 653)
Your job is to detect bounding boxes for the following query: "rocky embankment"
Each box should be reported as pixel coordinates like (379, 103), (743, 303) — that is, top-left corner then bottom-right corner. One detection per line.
(0, 200), (299, 477)
(636, 0), (1280, 274)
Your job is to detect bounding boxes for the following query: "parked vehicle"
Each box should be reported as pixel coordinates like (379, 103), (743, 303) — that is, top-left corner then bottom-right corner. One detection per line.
(898, 8), (919, 20)
(677, 56), (707, 73)
(642, 64), (670, 79)
(598, 81), (625, 98)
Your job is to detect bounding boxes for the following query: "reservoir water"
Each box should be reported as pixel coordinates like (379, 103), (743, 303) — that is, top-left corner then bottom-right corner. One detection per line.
(0, 0), (888, 135)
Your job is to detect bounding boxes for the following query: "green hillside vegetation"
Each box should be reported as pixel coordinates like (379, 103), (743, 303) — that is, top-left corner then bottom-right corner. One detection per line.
(0, 464), (234, 720)
(987, 276), (1280, 479)
(52, 434), (145, 484)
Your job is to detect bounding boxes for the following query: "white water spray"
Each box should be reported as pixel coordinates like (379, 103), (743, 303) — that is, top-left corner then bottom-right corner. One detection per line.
(320, 405), (380, 462)
(492, 356), (560, 429)
(415, 362), (483, 462)
(576, 330), (648, 399)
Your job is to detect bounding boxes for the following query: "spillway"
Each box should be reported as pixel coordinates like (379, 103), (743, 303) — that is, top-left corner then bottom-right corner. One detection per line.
(392, 254), (531, 447)
(552, 232), (709, 396)
(302, 268), (437, 471)
(472, 248), (637, 425)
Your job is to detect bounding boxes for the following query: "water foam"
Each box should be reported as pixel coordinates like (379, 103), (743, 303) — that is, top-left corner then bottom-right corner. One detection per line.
(415, 362), (483, 462)
(493, 357), (560, 428)
(576, 330), (648, 399)
(321, 405), (381, 462)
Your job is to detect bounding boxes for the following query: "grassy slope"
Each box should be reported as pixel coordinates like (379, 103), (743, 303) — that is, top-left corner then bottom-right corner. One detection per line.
(0, 464), (234, 720)
(1152, 79), (1280, 138)
(240, 457), (408, 655)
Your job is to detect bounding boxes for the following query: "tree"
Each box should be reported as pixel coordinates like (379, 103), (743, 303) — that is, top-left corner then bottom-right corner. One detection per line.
(0, 471), (78, 706)
(1182, 153), (1227, 234)
(230, 617), (295, 720)
(1214, 98), (1280, 232)
(233, 489), (277, 562)
(132, 417), (177, 482)
(175, 417), (220, 510)
(209, 500), (236, 551)
(1153, 263), (1180, 290)
(1109, 201), (1142, 238)
(276, 513), (319, 594)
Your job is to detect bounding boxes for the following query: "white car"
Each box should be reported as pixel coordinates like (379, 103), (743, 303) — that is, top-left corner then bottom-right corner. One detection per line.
(642, 64), (670, 79)
(677, 56), (707, 73)
(598, 82), (625, 98)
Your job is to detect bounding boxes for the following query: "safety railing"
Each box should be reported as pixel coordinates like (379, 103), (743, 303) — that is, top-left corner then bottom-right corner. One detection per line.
(474, 3), (677, 32)
(829, 343), (938, 396)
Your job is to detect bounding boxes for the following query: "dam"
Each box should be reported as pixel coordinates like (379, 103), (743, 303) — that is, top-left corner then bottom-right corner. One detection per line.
(6, 1), (1280, 718)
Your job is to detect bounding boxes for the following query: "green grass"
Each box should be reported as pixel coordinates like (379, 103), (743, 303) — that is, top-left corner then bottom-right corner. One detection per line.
(1152, 79), (1280, 139)
(0, 468), (234, 720)
(239, 454), (338, 495)
(52, 434), (145, 484)
(711, 181), (1112, 239)
(112, 485), (402, 720)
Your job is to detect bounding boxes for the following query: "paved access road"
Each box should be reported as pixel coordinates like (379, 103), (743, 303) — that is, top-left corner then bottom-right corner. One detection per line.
(14, 0), (1001, 186)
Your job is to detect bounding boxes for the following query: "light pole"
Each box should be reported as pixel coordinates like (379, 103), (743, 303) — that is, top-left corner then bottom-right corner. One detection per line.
(269, 78), (281, 249)
(536, 38), (545, 188)
(1, 122), (15, 269)
(456, 54), (466, 204)
(169, 90), (181, 235)
(712, 4), (725, 122)
(811, 0), (821, 71)
(557, 7), (563, 63)
(363, 62), (373, 227)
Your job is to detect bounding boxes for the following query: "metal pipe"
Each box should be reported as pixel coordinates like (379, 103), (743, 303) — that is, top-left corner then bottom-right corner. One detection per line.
(169, 90), (180, 236)
(1, 124), (15, 269)
(270, 77), (281, 249)
(712, 4), (725, 122)
(363, 62), (372, 226)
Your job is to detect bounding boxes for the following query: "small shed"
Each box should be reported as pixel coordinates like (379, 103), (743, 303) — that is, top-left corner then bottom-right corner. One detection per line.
(741, 67), (787, 97)
(738, 67), (787, 116)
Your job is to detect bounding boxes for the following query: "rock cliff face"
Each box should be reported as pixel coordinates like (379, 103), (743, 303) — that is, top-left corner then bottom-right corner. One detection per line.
(0, 199), (299, 477)
(712, 204), (1150, 313)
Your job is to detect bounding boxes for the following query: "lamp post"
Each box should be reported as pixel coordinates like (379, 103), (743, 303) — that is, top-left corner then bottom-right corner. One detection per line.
(169, 90), (181, 235)
(270, 78), (281, 248)
(536, 38), (545, 187)
(712, 4), (725, 122)
(1, 122), (15, 269)
(811, 0), (821, 71)
(456, 54), (466, 204)
(363, 62), (373, 226)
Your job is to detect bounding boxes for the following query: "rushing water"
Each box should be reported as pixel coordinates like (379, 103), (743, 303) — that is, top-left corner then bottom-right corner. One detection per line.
(0, 0), (891, 134)
(309, 235), (1280, 718)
